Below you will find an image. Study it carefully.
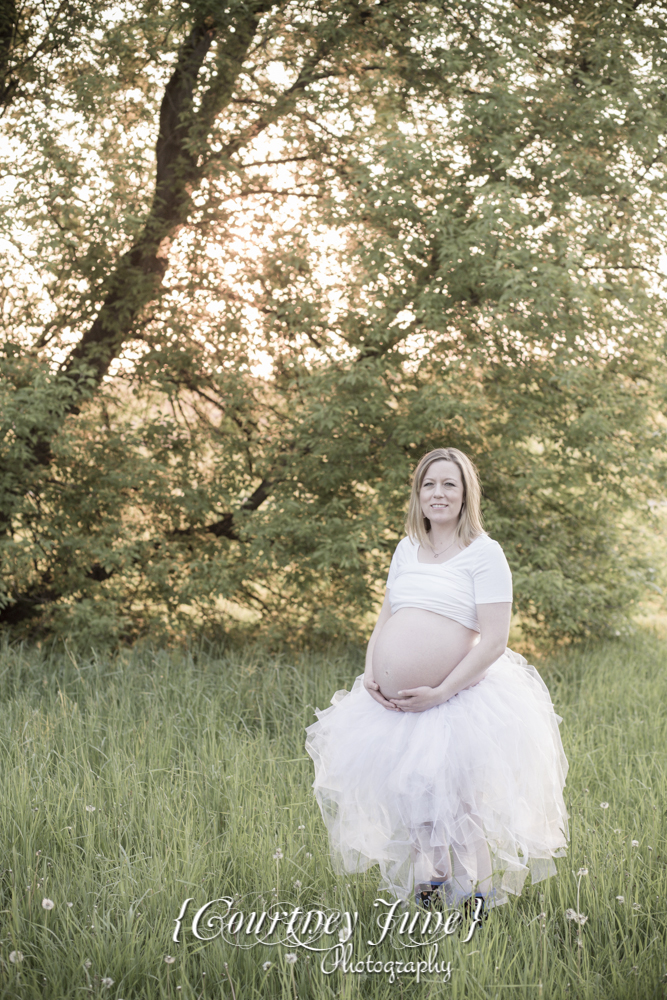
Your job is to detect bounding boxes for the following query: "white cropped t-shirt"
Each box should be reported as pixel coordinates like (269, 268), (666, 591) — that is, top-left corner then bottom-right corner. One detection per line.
(386, 533), (513, 633)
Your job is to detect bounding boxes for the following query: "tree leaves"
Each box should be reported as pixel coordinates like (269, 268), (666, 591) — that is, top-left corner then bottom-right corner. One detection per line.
(1, 0), (667, 644)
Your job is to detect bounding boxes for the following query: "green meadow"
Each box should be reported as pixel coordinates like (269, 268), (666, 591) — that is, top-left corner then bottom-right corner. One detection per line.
(0, 634), (665, 999)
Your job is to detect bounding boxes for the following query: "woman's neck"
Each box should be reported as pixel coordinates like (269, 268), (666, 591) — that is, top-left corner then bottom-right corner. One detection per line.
(427, 525), (459, 553)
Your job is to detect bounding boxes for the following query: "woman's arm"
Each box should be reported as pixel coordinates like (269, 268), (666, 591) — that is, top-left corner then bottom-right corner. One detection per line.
(390, 602), (512, 713)
(363, 592), (400, 711)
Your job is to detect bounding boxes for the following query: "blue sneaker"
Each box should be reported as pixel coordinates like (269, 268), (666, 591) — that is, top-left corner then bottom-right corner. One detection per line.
(415, 882), (446, 909)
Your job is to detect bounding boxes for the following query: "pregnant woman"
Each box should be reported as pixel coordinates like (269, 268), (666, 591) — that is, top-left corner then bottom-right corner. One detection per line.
(306, 447), (569, 910)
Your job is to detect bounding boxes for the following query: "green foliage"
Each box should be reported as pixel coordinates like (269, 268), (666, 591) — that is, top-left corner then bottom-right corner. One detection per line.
(1, 0), (667, 644)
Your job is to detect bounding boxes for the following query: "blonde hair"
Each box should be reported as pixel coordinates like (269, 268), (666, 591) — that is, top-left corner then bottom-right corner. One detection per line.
(405, 448), (485, 549)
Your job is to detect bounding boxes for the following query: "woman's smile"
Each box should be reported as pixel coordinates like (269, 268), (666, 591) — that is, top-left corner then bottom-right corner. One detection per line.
(419, 460), (464, 528)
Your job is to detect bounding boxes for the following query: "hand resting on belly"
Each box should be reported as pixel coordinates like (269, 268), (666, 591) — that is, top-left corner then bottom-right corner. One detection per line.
(363, 595), (511, 713)
(372, 607), (478, 700)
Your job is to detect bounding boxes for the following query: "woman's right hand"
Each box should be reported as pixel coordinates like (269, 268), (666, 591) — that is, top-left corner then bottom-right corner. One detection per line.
(364, 675), (401, 711)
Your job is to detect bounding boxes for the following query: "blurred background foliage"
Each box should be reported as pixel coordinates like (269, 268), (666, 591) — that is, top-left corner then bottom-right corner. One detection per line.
(1, 0), (667, 647)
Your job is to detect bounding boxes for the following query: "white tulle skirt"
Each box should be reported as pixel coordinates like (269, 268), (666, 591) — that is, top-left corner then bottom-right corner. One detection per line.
(305, 650), (569, 906)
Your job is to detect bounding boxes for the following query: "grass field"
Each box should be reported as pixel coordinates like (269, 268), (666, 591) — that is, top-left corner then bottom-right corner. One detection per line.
(0, 633), (665, 999)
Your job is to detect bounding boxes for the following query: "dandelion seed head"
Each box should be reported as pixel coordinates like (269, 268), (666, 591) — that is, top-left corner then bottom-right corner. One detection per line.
(616, 896), (624, 902)
(101, 978), (114, 988)
(9, 951), (24, 964)
(600, 802), (609, 810)
(297, 825), (305, 830)
(85, 805), (96, 813)
(84, 960), (92, 970)
(273, 849), (283, 861)
(263, 961), (272, 971)
(578, 868), (589, 876)
(633, 903), (641, 910)
(305, 852), (312, 858)
(631, 839), (639, 847)
(42, 898), (54, 910)
(285, 953), (297, 964)
(293, 880), (302, 888)
(164, 955), (176, 964)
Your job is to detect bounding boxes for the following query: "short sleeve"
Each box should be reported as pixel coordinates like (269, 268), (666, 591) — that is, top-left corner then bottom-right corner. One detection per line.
(472, 539), (513, 604)
(386, 537), (409, 589)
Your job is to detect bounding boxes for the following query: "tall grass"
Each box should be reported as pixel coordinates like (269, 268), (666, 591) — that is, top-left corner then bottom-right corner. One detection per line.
(0, 634), (664, 998)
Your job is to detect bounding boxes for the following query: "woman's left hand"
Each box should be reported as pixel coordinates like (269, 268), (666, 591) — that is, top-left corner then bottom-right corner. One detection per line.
(390, 686), (442, 713)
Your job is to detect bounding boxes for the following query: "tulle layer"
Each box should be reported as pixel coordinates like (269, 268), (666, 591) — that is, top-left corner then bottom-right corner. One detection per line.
(305, 649), (569, 905)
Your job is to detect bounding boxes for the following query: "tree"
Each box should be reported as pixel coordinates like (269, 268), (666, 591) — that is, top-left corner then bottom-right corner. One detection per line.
(1, 0), (666, 645)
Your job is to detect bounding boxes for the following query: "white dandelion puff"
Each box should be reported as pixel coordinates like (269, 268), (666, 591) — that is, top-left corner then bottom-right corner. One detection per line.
(42, 898), (55, 910)
(85, 805), (96, 813)
(600, 802), (609, 810)
(101, 978), (114, 988)
(9, 951), (24, 964)
(164, 955), (176, 964)
(297, 825), (305, 830)
(577, 868), (589, 876)
(305, 852), (312, 858)
(273, 849), (283, 861)
(633, 903), (641, 911)
(262, 961), (272, 971)
(293, 880), (302, 889)
(631, 840), (639, 847)
(616, 896), (625, 902)
(565, 909), (588, 926)
(285, 953), (297, 964)
(67, 902), (73, 908)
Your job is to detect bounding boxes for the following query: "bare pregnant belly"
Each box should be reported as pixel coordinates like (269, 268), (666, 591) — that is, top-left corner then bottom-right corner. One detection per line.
(373, 608), (477, 699)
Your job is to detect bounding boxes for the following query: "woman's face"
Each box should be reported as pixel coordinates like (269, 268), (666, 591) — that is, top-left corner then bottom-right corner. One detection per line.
(419, 460), (465, 529)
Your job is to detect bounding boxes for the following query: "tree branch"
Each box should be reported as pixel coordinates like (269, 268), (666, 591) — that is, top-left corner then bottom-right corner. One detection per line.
(62, 4), (281, 388)
(195, 477), (273, 540)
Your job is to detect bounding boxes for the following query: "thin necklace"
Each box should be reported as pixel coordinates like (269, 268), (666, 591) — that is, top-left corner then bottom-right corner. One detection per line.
(429, 536), (457, 559)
